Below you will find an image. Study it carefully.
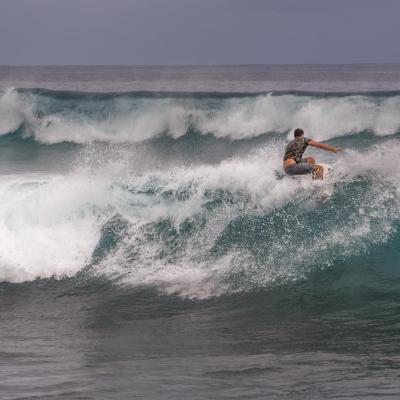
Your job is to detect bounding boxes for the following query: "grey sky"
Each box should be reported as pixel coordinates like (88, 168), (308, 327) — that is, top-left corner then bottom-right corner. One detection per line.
(0, 0), (399, 65)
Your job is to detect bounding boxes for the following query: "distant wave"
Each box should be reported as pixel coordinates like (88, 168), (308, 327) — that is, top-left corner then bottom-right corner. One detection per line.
(0, 88), (400, 145)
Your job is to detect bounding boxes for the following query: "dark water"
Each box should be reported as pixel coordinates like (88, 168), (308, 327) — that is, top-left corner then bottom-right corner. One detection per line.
(1, 65), (400, 399)
(2, 64), (400, 92)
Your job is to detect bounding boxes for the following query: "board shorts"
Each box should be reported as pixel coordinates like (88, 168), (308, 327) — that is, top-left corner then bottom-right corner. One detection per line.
(284, 159), (316, 176)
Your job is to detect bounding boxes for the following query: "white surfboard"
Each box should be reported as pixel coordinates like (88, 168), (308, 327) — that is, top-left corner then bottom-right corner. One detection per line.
(314, 163), (334, 201)
(318, 162), (334, 178)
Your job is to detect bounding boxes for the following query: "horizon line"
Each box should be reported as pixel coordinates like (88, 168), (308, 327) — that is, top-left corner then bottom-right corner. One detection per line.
(1, 62), (400, 68)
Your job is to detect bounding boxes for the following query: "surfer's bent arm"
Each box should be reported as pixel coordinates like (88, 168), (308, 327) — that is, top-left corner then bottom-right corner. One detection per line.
(308, 140), (342, 153)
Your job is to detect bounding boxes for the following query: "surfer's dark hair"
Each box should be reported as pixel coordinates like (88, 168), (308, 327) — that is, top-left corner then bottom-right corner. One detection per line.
(294, 128), (304, 138)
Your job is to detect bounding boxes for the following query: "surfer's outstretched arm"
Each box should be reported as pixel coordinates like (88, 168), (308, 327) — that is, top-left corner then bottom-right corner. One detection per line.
(308, 140), (343, 153)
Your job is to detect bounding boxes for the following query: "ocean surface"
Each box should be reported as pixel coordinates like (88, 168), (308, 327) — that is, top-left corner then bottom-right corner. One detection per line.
(1, 65), (400, 399)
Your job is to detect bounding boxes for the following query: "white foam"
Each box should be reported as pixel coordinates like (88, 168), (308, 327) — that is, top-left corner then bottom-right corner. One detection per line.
(86, 141), (399, 297)
(199, 94), (400, 140)
(35, 100), (189, 144)
(0, 89), (31, 135)
(0, 173), (112, 282)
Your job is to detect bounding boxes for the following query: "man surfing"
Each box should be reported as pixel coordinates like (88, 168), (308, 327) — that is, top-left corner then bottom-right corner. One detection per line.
(283, 128), (342, 180)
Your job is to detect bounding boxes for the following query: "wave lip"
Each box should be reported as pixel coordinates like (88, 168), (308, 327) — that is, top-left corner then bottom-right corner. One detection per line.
(0, 173), (110, 282)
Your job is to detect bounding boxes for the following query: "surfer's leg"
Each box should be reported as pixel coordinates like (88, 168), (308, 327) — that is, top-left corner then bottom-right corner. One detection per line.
(312, 164), (324, 180)
(285, 163), (316, 176)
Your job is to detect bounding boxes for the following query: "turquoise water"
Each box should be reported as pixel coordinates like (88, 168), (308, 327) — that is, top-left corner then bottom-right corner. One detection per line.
(1, 66), (400, 399)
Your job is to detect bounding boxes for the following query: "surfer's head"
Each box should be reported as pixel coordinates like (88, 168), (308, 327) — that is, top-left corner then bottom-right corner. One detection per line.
(294, 128), (304, 138)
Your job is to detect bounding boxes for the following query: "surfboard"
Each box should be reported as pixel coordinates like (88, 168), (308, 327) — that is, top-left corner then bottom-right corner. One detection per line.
(318, 162), (334, 178)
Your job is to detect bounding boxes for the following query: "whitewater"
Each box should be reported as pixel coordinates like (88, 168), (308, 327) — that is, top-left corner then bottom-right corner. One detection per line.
(1, 65), (400, 400)
(1, 86), (399, 293)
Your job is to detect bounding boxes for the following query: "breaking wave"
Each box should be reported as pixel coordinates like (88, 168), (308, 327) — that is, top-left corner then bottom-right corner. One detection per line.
(0, 88), (399, 299)
(1, 88), (400, 144)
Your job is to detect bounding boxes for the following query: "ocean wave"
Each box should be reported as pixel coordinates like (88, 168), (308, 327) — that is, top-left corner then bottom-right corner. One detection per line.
(0, 139), (399, 299)
(1, 88), (400, 144)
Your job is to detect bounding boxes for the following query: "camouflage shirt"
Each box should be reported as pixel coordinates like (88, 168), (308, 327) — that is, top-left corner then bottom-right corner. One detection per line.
(284, 137), (311, 163)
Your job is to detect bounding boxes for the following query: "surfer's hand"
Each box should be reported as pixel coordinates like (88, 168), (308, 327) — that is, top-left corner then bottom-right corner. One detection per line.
(333, 147), (343, 153)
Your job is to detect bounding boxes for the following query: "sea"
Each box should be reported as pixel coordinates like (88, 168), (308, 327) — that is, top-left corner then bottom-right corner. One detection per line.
(1, 65), (400, 399)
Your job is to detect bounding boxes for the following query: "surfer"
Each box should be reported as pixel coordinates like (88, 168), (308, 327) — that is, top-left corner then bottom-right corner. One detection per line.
(283, 128), (342, 180)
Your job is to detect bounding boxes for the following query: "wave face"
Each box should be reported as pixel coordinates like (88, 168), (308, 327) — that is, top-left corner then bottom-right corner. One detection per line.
(1, 88), (400, 300)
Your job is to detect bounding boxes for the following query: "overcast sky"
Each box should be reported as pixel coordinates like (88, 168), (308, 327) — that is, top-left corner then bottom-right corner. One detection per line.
(0, 0), (399, 65)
